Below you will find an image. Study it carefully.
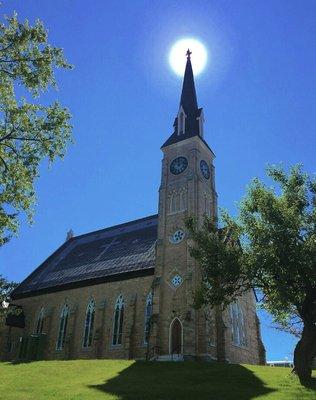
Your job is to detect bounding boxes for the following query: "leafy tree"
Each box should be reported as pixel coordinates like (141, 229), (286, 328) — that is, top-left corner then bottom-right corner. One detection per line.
(0, 13), (73, 245)
(185, 165), (316, 383)
(0, 274), (17, 315)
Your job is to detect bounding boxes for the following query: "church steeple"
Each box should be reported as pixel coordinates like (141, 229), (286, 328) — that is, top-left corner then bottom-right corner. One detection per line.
(179, 49), (198, 115)
(161, 49), (204, 148)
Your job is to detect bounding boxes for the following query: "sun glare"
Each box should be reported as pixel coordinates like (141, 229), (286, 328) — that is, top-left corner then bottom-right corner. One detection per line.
(169, 38), (208, 77)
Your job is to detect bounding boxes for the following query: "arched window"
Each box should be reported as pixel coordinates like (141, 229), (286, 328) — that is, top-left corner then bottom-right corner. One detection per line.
(83, 299), (95, 348)
(178, 111), (185, 135)
(180, 191), (187, 211)
(205, 310), (216, 346)
(204, 195), (211, 216)
(35, 307), (45, 334)
(56, 304), (69, 350)
(144, 292), (153, 344)
(230, 301), (246, 347)
(170, 190), (187, 214)
(170, 192), (178, 213)
(112, 295), (124, 346)
(198, 112), (204, 138)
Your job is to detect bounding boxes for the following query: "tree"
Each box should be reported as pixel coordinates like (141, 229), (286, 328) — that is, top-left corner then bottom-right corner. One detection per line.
(185, 165), (316, 383)
(0, 13), (73, 245)
(0, 274), (17, 314)
(185, 215), (246, 363)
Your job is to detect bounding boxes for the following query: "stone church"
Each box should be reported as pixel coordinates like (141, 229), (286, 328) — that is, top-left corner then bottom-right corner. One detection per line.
(2, 52), (265, 363)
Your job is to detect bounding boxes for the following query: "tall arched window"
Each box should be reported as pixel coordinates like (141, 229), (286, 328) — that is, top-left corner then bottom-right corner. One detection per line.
(230, 300), (246, 347)
(206, 310), (216, 346)
(170, 190), (187, 214)
(180, 190), (187, 211)
(56, 304), (69, 350)
(170, 192), (177, 213)
(144, 292), (153, 344)
(204, 195), (211, 216)
(112, 295), (124, 346)
(35, 307), (45, 334)
(178, 111), (185, 135)
(83, 299), (95, 348)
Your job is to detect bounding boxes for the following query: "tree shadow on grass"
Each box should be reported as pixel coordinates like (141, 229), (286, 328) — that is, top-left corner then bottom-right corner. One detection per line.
(88, 361), (275, 400)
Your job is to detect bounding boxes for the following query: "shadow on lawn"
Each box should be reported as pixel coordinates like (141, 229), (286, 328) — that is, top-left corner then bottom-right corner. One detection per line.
(88, 361), (275, 400)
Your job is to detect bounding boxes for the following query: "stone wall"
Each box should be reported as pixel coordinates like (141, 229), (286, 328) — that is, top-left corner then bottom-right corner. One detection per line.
(5, 275), (154, 361)
(2, 276), (264, 364)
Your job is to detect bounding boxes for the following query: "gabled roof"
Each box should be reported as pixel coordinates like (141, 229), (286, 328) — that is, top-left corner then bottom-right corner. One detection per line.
(12, 215), (158, 299)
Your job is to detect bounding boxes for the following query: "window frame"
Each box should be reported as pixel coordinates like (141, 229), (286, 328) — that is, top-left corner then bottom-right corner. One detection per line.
(35, 307), (45, 334)
(56, 304), (69, 351)
(230, 300), (247, 347)
(82, 298), (95, 348)
(112, 295), (125, 346)
(144, 292), (153, 344)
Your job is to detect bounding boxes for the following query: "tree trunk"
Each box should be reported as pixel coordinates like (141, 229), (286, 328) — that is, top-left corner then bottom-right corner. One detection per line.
(293, 323), (316, 381)
(293, 293), (316, 382)
(215, 306), (226, 362)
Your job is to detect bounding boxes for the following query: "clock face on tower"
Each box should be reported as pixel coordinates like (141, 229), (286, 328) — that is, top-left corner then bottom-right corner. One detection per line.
(200, 160), (210, 179)
(170, 156), (188, 175)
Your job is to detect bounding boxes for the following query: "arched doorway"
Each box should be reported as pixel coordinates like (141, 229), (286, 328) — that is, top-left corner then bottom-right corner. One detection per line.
(169, 318), (183, 355)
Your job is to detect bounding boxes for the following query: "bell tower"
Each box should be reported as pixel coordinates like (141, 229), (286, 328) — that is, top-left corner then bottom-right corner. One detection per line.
(152, 50), (217, 358)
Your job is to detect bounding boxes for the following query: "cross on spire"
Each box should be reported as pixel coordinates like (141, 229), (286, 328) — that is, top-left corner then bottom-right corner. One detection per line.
(186, 48), (192, 59)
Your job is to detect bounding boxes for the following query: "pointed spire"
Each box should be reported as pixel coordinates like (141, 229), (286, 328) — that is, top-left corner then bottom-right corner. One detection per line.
(179, 49), (198, 115)
(161, 48), (207, 149)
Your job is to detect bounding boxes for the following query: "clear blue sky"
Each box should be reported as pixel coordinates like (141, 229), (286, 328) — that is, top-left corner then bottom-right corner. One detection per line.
(1, 0), (315, 361)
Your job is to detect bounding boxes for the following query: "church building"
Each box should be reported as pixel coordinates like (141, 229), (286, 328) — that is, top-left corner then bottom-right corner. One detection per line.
(2, 52), (265, 363)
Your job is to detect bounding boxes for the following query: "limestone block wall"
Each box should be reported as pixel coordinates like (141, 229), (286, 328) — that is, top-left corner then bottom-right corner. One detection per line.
(4, 275), (154, 361)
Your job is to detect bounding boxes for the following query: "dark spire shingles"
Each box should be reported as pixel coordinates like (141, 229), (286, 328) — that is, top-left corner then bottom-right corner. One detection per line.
(179, 51), (198, 115)
(161, 49), (203, 149)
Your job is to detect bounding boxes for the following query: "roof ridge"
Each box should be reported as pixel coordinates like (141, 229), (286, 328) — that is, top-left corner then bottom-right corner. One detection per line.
(73, 213), (158, 240)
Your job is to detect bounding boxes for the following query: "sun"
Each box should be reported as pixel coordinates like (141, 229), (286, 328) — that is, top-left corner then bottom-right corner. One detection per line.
(169, 38), (208, 77)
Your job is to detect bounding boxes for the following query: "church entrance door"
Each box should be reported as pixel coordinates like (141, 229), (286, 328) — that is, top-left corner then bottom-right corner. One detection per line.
(170, 318), (182, 355)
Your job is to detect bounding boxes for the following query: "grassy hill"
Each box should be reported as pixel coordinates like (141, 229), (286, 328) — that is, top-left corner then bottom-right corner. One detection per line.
(0, 360), (315, 400)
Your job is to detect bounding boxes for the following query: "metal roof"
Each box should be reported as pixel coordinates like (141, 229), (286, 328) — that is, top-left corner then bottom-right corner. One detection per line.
(12, 214), (158, 299)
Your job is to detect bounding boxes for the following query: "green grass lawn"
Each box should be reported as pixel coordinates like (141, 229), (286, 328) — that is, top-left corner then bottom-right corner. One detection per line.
(0, 360), (315, 400)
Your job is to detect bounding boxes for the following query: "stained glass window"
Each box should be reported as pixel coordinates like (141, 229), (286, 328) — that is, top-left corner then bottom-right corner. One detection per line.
(35, 307), (45, 334)
(144, 292), (153, 344)
(56, 304), (69, 350)
(230, 301), (246, 347)
(83, 299), (95, 348)
(112, 295), (124, 346)
(171, 274), (183, 288)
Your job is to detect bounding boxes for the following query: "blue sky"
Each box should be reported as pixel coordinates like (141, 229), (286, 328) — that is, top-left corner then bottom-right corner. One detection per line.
(1, 0), (315, 361)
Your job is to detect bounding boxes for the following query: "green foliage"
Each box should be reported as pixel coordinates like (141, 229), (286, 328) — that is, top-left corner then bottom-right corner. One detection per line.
(0, 360), (315, 400)
(185, 215), (248, 309)
(186, 165), (316, 327)
(0, 13), (73, 244)
(186, 165), (316, 380)
(0, 274), (17, 315)
(239, 165), (316, 327)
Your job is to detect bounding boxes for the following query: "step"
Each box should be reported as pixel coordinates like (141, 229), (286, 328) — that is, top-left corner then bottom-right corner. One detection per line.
(156, 354), (184, 362)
